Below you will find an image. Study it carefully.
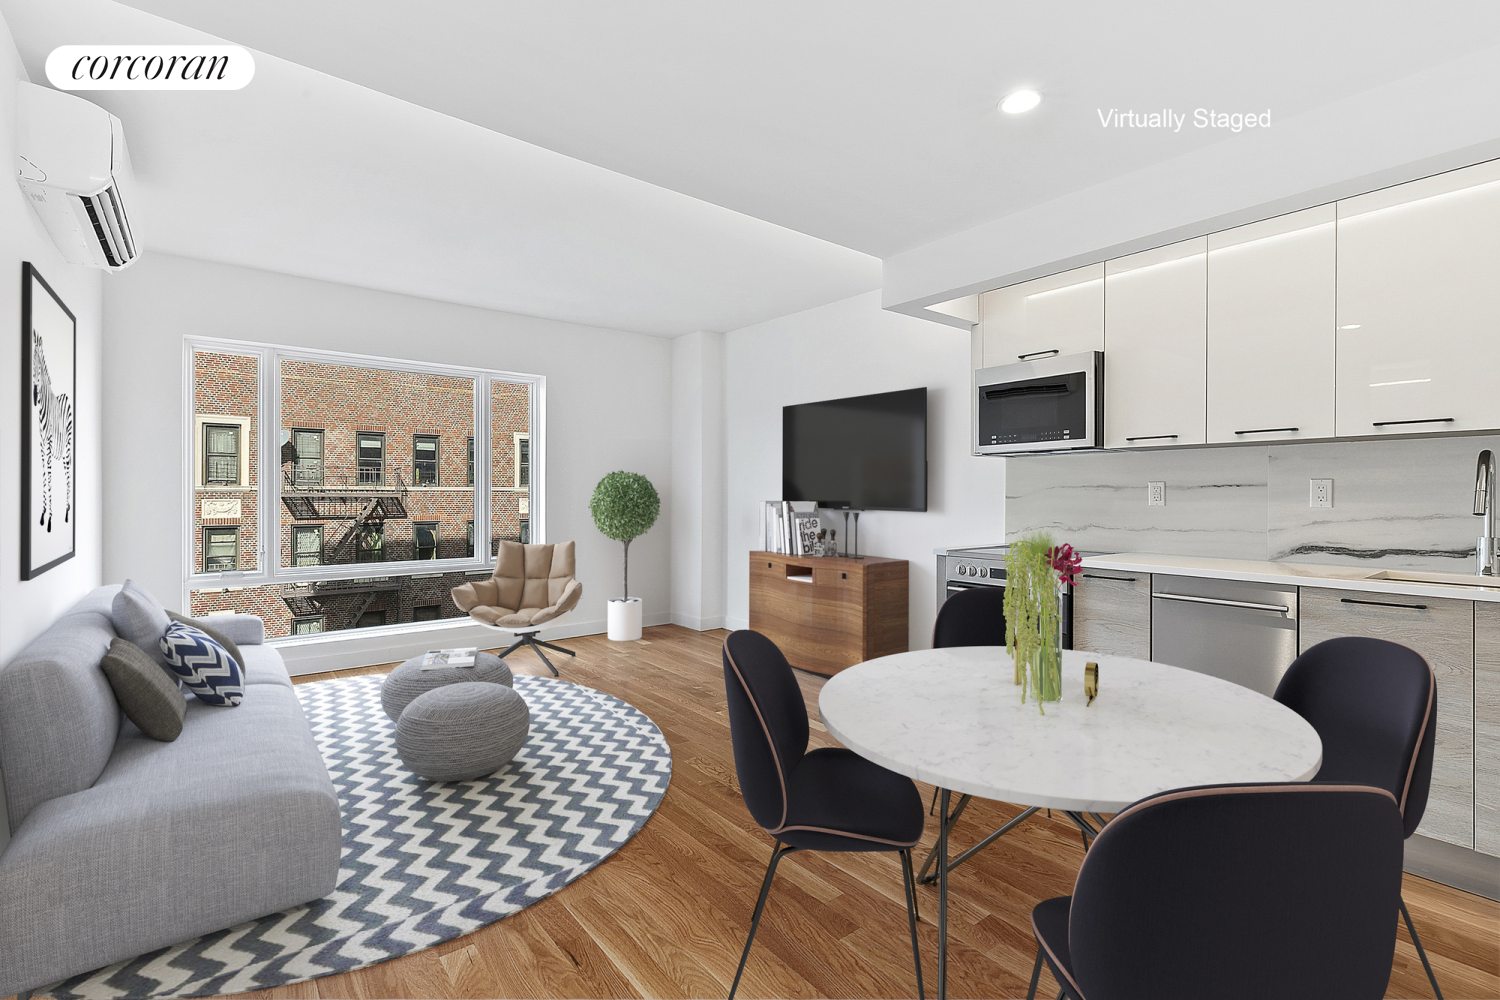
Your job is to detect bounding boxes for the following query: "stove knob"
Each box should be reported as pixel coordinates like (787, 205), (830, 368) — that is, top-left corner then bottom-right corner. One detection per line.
(959, 564), (971, 576)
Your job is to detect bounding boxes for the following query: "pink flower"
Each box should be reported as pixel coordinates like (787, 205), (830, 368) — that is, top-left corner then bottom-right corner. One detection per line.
(1048, 543), (1081, 586)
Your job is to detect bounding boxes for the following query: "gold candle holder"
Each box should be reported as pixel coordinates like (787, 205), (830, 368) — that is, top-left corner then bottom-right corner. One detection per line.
(1084, 661), (1098, 706)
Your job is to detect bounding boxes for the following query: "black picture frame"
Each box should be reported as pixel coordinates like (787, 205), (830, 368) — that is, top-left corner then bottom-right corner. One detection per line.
(21, 262), (77, 580)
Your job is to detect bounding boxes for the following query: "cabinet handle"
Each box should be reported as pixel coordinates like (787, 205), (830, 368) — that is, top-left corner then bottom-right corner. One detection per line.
(1125, 434), (1178, 442)
(1152, 592), (1290, 614)
(1017, 349), (1061, 361)
(1234, 427), (1299, 435)
(1371, 418), (1454, 428)
(1340, 597), (1428, 611)
(1082, 573), (1138, 582)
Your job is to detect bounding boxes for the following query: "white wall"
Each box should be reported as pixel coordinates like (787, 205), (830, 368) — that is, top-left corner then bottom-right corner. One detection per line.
(670, 331), (726, 630)
(101, 253), (673, 666)
(724, 289), (1006, 648)
(0, 10), (105, 850)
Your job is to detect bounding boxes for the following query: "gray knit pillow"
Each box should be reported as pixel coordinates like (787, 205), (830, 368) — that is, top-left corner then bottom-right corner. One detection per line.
(167, 611), (243, 672)
(110, 579), (174, 674)
(99, 638), (187, 742)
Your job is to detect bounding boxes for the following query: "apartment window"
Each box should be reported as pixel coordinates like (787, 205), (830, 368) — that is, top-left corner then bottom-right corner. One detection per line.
(356, 609), (387, 629)
(356, 523), (384, 562)
(204, 424), (240, 486)
(519, 517), (530, 545)
(415, 521), (438, 560)
(516, 433), (530, 488)
(203, 526), (238, 572)
(466, 437), (474, 486)
(289, 428), (323, 486)
(292, 525), (323, 567)
(291, 616), (324, 635)
(465, 520), (475, 558)
(412, 604), (442, 622)
(357, 432), (385, 485)
(413, 434), (439, 486)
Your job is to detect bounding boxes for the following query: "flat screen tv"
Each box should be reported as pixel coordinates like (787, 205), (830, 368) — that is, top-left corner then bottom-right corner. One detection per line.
(783, 387), (928, 512)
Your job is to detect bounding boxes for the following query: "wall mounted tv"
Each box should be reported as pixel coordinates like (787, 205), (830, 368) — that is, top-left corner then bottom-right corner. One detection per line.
(783, 387), (928, 512)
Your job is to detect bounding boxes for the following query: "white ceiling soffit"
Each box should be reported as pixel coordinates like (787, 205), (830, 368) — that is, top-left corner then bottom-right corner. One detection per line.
(104, 0), (1500, 259)
(0, 0), (880, 337)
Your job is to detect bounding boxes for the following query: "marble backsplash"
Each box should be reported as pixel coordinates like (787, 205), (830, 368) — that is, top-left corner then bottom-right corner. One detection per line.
(1006, 433), (1500, 573)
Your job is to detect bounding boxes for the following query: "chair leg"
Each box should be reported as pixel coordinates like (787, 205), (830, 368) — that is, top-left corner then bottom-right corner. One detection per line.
(1399, 895), (1444, 1000)
(729, 842), (794, 1000)
(525, 636), (560, 677)
(494, 637), (527, 659)
(928, 784), (939, 816)
(534, 638), (577, 657)
(1025, 945), (1044, 1000)
(900, 849), (925, 1000)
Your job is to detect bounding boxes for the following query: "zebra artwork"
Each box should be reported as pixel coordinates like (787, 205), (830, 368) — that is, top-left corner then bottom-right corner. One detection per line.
(31, 329), (73, 532)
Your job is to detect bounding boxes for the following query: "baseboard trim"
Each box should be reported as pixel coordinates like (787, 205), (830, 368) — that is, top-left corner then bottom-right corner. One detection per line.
(1404, 835), (1500, 900)
(669, 613), (727, 632)
(725, 616), (749, 632)
(272, 613), (670, 675)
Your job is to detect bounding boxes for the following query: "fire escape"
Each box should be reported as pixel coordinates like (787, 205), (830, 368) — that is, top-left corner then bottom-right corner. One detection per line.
(281, 461), (410, 622)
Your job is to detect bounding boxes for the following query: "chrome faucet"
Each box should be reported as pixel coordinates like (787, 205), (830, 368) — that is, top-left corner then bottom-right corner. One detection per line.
(1476, 449), (1499, 576)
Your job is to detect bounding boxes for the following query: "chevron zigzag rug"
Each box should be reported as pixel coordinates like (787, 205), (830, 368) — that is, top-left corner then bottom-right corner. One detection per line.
(43, 674), (672, 999)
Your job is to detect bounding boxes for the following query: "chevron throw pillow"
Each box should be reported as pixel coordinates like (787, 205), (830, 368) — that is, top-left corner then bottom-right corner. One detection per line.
(160, 621), (245, 707)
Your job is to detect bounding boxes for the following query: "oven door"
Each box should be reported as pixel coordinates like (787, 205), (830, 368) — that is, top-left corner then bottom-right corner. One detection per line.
(974, 351), (1103, 455)
(940, 579), (1073, 650)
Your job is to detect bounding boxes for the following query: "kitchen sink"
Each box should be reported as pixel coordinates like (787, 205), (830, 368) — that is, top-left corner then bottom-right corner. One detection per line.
(1364, 569), (1500, 590)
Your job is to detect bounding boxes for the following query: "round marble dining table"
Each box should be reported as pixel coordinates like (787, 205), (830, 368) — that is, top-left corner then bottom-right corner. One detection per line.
(819, 646), (1323, 813)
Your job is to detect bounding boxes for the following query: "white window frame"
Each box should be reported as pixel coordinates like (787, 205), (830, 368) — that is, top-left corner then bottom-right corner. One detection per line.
(182, 337), (545, 607)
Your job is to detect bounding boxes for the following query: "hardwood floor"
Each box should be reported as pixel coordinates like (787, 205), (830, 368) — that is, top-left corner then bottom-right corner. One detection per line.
(176, 626), (1500, 997)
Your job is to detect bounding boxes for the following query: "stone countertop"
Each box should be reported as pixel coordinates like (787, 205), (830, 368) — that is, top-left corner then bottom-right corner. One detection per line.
(1082, 552), (1500, 604)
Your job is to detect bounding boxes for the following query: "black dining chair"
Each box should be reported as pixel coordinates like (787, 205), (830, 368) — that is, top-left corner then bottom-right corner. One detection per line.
(1273, 635), (1443, 999)
(722, 629), (925, 1000)
(1026, 782), (1406, 1000)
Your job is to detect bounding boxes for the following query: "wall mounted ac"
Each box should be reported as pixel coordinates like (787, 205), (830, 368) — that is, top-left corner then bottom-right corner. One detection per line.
(15, 81), (139, 270)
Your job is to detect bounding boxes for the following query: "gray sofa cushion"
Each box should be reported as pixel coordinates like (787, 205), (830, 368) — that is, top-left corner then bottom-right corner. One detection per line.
(192, 612), (265, 646)
(98, 639), (186, 741)
(0, 586), (122, 833)
(167, 611), (243, 672)
(0, 682), (342, 997)
(239, 643), (294, 689)
(110, 579), (174, 673)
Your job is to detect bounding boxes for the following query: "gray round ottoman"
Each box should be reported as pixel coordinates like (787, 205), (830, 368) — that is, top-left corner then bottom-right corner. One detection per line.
(394, 683), (531, 781)
(381, 650), (512, 722)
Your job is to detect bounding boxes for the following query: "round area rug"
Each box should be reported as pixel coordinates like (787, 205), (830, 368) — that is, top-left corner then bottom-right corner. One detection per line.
(44, 674), (672, 999)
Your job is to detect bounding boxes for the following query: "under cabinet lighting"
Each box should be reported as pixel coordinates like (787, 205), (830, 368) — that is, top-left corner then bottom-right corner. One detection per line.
(1000, 89), (1042, 114)
(1368, 378), (1432, 387)
(1339, 324), (1362, 329)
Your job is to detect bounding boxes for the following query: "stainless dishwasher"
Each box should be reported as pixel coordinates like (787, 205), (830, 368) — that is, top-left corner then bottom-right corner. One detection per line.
(1150, 575), (1299, 697)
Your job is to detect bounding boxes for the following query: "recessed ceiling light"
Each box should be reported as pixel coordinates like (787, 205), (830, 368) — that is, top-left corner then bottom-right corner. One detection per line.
(1000, 89), (1042, 115)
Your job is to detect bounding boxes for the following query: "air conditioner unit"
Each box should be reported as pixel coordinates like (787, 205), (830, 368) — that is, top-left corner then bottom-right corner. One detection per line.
(15, 81), (139, 270)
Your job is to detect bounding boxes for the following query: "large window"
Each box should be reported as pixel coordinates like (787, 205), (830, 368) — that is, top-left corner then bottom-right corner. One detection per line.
(188, 340), (540, 639)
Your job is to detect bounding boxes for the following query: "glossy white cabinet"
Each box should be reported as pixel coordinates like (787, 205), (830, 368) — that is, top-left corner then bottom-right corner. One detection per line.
(1336, 160), (1500, 437)
(1103, 239), (1207, 448)
(980, 263), (1104, 368)
(1207, 206), (1336, 443)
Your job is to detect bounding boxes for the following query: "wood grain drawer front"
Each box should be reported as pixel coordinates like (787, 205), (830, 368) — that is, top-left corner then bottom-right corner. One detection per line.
(748, 553), (908, 677)
(1299, 587), (1475, 848)
(1073, 571), (1150, 659)
(1477, 602), (1500, 856)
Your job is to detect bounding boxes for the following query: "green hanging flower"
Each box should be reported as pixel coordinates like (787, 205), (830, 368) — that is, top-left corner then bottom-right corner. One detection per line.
(1004, 532), (1063, 713)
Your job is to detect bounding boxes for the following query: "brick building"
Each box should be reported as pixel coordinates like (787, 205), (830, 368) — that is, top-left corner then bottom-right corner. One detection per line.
(189, 351), (531, 638)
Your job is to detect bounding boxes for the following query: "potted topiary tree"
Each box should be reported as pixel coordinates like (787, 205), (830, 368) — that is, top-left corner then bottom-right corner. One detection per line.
(589, 471), (660, 641)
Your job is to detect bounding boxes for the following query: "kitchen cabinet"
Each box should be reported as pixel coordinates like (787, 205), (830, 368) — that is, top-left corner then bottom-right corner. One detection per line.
(1477, 602), (1500, 856)
(1299, 587), (1475, 848)
(1207, 206), (1336, 443)
(1335, 159), (1500, 437)
(979, 263), (1104, 369)
(1072, 569), (1151, 659)
(1103, 239), (1207, 448)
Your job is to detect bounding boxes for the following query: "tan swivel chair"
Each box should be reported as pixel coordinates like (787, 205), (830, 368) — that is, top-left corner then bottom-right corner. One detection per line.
(452, 540), (582, 676)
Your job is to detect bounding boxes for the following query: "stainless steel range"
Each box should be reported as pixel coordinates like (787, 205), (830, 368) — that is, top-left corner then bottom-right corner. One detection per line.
(936, 544), (1076, 649)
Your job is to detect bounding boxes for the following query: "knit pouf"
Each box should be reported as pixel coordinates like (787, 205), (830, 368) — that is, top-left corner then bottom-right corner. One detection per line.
(381, 650), (513, 722)
(394, 683), (531, 781)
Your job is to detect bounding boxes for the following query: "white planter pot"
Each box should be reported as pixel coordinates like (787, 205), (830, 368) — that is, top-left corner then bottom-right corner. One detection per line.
(607, 597), (643, 641)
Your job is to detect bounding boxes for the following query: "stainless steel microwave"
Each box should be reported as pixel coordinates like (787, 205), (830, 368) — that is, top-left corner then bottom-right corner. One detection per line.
(973, 351), (1104, 455)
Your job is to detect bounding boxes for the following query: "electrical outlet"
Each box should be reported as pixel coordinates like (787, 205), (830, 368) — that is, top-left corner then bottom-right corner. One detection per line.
(1148, 481), (1166, 507)
(1309, 478), (1334, 508)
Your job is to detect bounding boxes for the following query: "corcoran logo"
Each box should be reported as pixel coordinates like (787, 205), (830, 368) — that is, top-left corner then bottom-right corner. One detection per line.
(45, 45), (254, 90)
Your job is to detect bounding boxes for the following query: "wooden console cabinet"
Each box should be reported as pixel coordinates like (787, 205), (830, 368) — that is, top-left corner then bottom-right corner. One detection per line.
(748, 551), (908, 676)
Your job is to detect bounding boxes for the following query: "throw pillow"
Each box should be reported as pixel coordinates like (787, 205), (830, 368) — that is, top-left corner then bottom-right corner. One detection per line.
(110, 579), (175, 674)
(166, 610), (243, 672)
(160, 621), (244, 707)
(99, 638), (187, 741)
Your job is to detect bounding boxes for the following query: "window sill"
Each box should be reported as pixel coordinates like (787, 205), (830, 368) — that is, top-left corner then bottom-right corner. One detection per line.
(269, 615), (481, 649)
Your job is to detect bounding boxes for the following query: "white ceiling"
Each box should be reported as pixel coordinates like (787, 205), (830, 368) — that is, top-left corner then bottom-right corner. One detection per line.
(103, 0), (1500, 257)
(1, 0), (881, 337)
(7, 2), (1500, 336)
